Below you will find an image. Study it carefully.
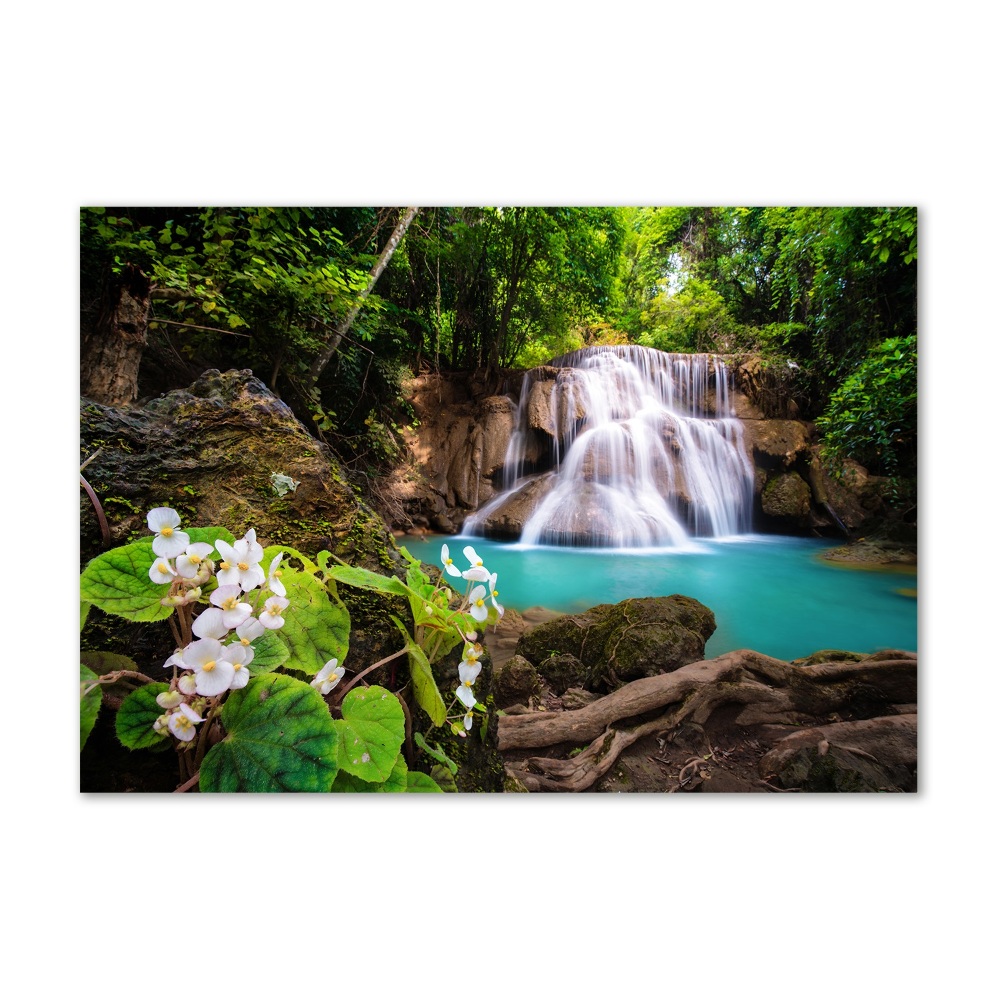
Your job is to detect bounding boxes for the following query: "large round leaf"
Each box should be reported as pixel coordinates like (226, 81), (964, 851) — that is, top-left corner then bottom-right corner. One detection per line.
(115, 682), (171, 750)
(332, 685), (405, 783)
(199, 674), (339, 792)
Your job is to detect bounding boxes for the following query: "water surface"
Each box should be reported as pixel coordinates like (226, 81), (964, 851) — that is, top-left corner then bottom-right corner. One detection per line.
(400, 534), (917, 661)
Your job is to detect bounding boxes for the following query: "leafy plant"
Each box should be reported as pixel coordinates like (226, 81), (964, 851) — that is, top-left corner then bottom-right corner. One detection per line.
(80, 506), (506, 792)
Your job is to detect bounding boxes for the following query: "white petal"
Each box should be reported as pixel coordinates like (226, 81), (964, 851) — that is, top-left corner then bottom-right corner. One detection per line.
(148, 559), (177, 584)
(260, 613), (285, 630)
(464, 711), (474, 730)
(236, 618), (266, 642)
(195, 660), (236, 696)
(152, 530), (190, 558)
(456, 684), (477, 708)
(181, 637), (222, 668)
(463, 545), (483, 566)
(229, 665), (250, 690)
(191, 608), (229, 640)
(462, 566), (490, 582)
(147, 507), (180, 532)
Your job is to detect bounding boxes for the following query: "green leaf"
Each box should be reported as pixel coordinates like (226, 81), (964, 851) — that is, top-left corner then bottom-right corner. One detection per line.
(332, 685), (405, 783)
(247, 630), (290, 674)
(276, 568), (350, 676)
(116, 683), (171, 750)
(80, 540), (175, 623)
(413, 731), (459, 774)
(80, 601), (90, 632)
(261, 544), (319, 577)
(332, 752), (409, 792)
(80, 665), (102, 750)
(390, 616), (447, 727)
(406, 771), (444, 792)
(200, 674), (339, 792)
(325, 563), (411, 598)
(80, 650), (140, 675)
(79, 528), (235, 623)
(429, 764), (458, 792)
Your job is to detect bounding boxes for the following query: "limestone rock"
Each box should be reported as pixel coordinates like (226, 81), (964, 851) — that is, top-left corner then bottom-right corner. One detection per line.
(759, 715), (917, 792)
(761, 471), (813, 523)
(515, 595), (716, 693)
(537, 652), (588, 695)
(492, 654), (542, 709)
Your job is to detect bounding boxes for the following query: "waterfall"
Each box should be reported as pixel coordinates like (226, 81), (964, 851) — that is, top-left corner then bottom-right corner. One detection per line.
(465, 345), (755, 548)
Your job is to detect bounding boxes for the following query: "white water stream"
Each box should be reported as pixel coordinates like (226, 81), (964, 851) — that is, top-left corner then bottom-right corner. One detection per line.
(466, 346), (755, 548)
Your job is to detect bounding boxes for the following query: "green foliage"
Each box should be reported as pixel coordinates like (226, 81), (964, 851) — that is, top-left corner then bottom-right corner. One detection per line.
(80, 528), (234, 622)
(115, 683), (171, 750)
(273, 566), (351, 677)
(636, 278), (742, 354)
(816, 335), (917, 477)
(391, 615), (448, 727)
(331, 685), (406, 783)
(200, 674), (340, 792)
(80, 666), (102, 751)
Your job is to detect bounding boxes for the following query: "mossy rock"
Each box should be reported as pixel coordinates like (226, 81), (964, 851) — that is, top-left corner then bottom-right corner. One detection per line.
(761, 471), (812, 522)
(492, 654), (542, 709)
(515, 595), (716, 693)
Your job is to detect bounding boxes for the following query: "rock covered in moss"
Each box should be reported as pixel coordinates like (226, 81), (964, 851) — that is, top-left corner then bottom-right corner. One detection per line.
(80, 368), (404, 575)
(515, 595), (716, 693)
(761, 471), (812, 523)
(492, 654), (542, 709)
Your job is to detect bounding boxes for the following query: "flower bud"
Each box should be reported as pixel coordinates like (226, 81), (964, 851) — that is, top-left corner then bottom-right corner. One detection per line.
(156, 690), (183, 710)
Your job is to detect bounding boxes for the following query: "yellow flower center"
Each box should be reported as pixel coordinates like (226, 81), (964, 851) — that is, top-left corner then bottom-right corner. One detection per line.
(222, 596), (239, 611)
(463, 680), (473, 688)
(241, 637), (251, 646)
(238, 561), (250, 572)
(219, 560), (231, 571)
(234, 663), (244, 672)
(475, 598), (485, 608)
(176, 715), (193, 732)
(190, 554), (202, 565)
(492, 590), (499, 598)
(157, 562), (169, 573)
(203, 660), (216, 672)
(446, 558), (453, 565)
(161, 526), (174, 537)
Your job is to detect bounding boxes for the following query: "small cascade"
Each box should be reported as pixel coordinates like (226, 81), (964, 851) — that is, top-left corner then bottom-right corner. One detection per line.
(465, 345), (755, 548)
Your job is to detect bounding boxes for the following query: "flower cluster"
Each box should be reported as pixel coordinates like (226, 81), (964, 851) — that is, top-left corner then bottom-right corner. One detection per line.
(145, 507), (289, 742)
(441, 543), (504, 730)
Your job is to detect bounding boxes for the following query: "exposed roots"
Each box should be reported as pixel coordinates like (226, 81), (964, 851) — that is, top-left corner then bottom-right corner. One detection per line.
(501, 648), (916, 792)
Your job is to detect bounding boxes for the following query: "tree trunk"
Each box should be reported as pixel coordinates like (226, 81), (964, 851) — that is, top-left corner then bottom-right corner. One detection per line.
(306, 207), (419, 388)
(80, 265), (151, 405)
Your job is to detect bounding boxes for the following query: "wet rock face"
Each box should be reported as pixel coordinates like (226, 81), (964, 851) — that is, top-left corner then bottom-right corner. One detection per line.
(515, 595), (716, 693)
(80, 368), (404, 578)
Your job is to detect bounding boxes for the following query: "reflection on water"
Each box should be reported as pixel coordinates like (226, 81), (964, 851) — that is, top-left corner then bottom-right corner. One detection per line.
(399, 534), (917, 661)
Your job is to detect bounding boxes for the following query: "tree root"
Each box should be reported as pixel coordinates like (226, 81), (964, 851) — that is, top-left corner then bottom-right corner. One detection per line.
(500, 648), (916, 792)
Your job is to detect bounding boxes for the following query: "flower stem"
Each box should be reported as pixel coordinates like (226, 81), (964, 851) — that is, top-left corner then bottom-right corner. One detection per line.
(337, 647), (408, 700)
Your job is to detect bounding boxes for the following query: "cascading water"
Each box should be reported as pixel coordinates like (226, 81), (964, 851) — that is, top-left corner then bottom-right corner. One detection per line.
(464, 345), (755, 548)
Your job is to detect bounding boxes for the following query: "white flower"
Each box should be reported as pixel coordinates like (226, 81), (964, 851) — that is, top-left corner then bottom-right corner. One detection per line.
(456, 660), (480, 709)
(463, 545), (486, 569)
(163, 651), (185, 671)
(166, 703), (203, 742)
(464, 710), (474, 731)
(215, 531), (266, 592)
(311, 658), (345, 696)
(441, 543), (462, 578)
(487, 572), (505, 618)
(210, 584), (253, 629)
(148, 557), (178, 585)
(266, 553), (287, 597)
(175, 542), (215, 579)
(191, 607), (230, 641)
(463, 642), (483, 665)
(234, 618), (266, 647)
(147, 507), (190, 559)
(178, 673), (198, 696)
(260, 595), (289, 630)
(462, 564), (491, 583)
(467, 584), (489, 622)
(225, 643), (253, 690)
(179, 638), (236, 697)
(156, 690), (183, 710)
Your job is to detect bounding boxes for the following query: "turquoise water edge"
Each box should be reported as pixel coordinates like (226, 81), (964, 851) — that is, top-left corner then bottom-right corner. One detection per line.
(401, 534), (917, 662)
